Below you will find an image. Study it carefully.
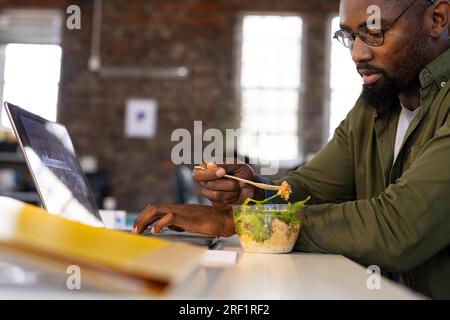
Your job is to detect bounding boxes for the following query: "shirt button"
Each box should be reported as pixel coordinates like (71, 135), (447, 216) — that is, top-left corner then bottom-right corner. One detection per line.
(441, 81), (447, 88)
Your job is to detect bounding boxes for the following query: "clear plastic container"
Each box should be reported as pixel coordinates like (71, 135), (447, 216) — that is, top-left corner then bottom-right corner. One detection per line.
(231, 204), (302, 254)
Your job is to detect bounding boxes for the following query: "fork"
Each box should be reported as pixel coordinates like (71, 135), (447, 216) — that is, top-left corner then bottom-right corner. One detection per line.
(194, 166), (280, 191)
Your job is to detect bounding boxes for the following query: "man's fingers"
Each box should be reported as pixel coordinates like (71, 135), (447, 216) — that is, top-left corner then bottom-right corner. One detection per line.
(132, 204), (235, 237)
(134, 205), (200, 234)
(152, 213), (176, 234)
(201, 188), (239, 202)
(192, 163), (244, 182)
(199, 179), (240, 191)
(134, 205), (164, 234)
(153, 213), (194, 234)
(192, 166), (225, 182)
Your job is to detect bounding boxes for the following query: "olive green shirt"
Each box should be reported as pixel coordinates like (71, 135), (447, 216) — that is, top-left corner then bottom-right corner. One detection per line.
(282, 48), (450, 299)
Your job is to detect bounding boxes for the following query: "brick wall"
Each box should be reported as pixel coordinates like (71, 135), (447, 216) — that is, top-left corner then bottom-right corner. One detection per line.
(0, 0), (339, 211)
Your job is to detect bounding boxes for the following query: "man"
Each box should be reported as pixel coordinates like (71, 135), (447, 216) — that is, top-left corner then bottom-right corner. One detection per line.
(134, 0), (450, 299)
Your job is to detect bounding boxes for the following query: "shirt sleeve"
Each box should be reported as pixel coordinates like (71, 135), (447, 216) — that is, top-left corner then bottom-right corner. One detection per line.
(274, 112), (356, 205)
(295, 122), (450, 273)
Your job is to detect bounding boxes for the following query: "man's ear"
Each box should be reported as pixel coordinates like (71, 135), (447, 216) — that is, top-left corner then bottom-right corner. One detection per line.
(429, 0), (450, 38)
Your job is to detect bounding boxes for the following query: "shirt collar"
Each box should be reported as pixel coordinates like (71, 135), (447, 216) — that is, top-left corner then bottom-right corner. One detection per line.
(374, 45), (450, 119)
(419, 45), (450, 90)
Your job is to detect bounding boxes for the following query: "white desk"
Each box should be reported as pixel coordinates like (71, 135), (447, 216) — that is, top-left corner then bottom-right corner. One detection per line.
(0, 236), (424, 300)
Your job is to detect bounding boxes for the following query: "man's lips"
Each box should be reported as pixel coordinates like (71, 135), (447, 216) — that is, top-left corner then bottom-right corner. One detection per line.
(359, 70), (383, 85)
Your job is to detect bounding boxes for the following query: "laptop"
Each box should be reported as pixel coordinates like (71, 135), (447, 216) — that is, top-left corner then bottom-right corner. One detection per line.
(4, 102), (219, 247)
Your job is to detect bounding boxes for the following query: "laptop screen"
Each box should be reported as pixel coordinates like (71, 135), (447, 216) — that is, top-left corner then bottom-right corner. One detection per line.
(5, 102), (104, 227)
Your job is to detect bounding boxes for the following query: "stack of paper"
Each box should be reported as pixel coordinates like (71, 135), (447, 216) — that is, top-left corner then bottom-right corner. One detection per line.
(0, 197), (205, 295)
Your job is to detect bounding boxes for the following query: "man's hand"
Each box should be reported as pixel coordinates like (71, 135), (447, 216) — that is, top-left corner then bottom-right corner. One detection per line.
(133, 204), (235, 237)
(192, 163), (265, 211)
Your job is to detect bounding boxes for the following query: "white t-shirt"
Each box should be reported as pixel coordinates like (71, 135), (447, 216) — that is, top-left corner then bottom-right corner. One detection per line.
(394, 106), (421, 162)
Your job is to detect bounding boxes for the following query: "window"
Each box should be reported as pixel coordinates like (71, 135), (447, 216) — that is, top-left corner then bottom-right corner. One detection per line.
(1, 44), (62, 128)
(0, 9), (62, 129)
(329, 16), (362, 139)
(237, 15), (302, 163)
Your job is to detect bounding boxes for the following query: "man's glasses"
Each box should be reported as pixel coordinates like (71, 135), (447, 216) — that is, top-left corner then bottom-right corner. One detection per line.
(334, 0), (436, 48)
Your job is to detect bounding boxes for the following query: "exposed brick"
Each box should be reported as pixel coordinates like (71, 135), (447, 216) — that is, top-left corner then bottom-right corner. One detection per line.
(1, 0), (340, 211)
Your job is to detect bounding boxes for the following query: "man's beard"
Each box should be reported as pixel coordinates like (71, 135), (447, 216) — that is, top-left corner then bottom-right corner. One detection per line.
(360, 70), (405, 115)
(359, 24), (431, 115)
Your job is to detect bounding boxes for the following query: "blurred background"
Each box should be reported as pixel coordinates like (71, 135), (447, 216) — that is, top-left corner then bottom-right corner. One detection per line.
(0, 0), (363, 212)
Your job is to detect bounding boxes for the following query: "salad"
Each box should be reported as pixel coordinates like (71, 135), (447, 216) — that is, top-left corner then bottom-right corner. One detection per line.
(233, 190), (310, 253)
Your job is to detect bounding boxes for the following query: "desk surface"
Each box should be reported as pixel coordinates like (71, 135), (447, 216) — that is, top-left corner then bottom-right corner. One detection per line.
(0, 236), (424, 300)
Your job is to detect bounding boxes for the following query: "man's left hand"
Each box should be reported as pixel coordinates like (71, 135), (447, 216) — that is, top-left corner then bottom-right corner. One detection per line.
(133, 204), (235, 237)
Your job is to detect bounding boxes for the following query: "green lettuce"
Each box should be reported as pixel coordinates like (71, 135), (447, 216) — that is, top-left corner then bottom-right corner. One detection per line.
(234, 196), (310, 243)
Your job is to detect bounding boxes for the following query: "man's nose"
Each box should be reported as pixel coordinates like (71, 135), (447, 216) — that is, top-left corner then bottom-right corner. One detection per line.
(351, 36), (373, 64)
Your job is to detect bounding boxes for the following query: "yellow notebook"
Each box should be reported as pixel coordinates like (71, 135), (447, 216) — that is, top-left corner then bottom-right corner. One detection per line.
(0, 196), (205, 295)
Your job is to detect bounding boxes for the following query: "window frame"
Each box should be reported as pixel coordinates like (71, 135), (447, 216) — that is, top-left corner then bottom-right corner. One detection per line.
(327, 14), (363, 140)
(0, 9), (63, 129)
(233, 11), (304, 169)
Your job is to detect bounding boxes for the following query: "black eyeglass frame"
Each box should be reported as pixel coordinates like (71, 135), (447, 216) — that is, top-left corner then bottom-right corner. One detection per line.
(333, 0), (436, 48)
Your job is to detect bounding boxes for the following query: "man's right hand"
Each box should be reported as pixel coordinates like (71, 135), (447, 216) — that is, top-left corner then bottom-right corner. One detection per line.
(192, 162), (265, 211)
